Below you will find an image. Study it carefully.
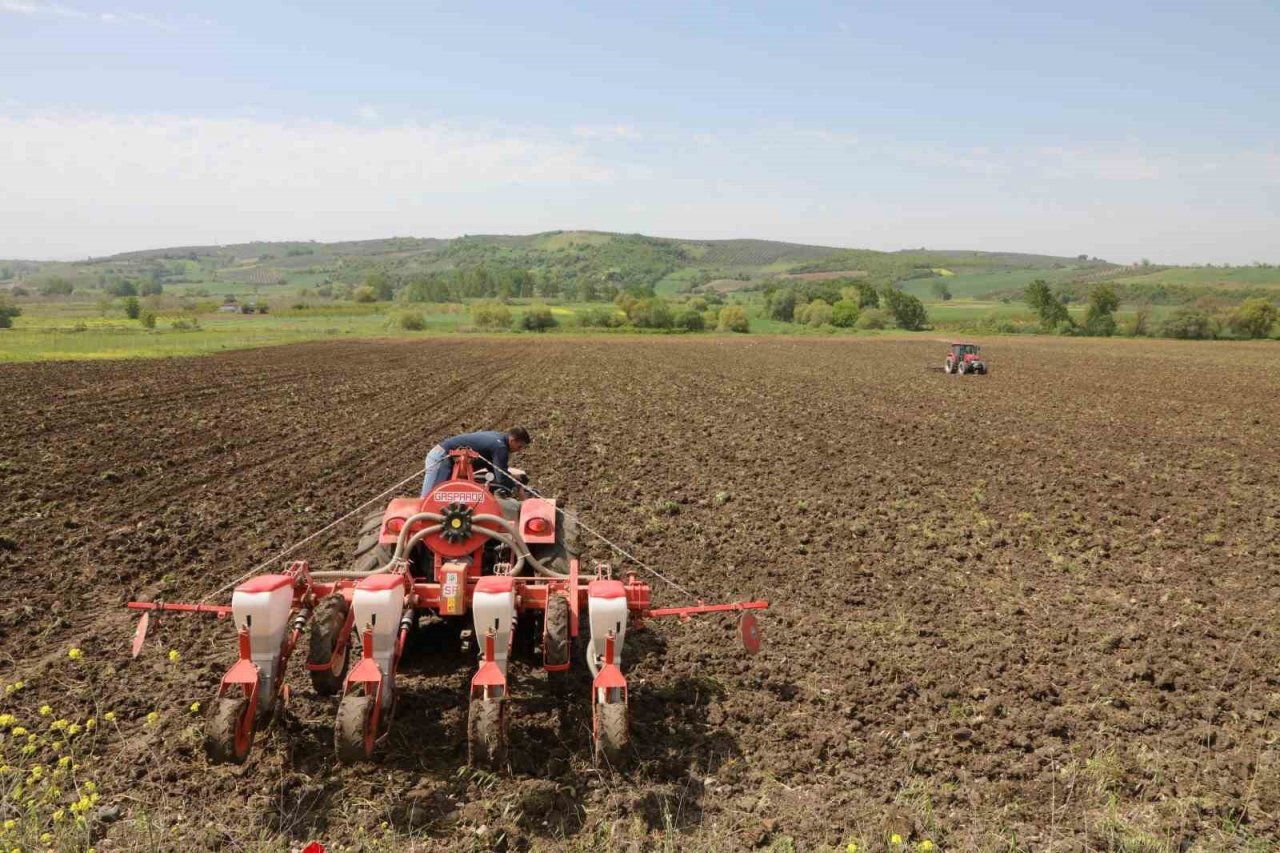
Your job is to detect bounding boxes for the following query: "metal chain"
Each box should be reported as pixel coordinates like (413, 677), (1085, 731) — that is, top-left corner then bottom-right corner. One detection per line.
(488, 460), (703, 602)
(195, 468), (426, 605)
(197, 453), (703, 606)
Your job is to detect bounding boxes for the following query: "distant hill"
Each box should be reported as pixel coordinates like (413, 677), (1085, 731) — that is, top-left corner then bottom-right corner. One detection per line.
(4, 230), (1277, 305)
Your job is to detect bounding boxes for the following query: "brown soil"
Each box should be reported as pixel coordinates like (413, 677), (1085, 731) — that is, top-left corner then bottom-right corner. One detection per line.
(1, 336), (1279, 851)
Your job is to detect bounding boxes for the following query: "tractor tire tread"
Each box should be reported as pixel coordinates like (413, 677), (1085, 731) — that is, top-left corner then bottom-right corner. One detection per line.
(467, 698), (506, 769)
(334, 694), (375, 764)
(595, 703), (630, 767)
(205, 696), (251, 765)
(308, 595), (351, 695)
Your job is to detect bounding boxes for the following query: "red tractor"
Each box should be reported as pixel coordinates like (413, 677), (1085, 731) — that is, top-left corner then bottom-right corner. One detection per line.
(945, 342), (988, 375)
(127, 449), (766, 769)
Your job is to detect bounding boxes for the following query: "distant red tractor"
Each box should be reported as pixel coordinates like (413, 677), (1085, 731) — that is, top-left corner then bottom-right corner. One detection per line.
(945, 342), (988, 375)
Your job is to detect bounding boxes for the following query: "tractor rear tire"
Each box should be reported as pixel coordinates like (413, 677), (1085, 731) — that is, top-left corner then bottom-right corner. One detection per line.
(308, 594), (351, 695)
(352, 510), (393, 574)
(467, 698), (507, 769)
(543, 593), (571, 670)
(335, 693), (376, 764)
(594, 703), (630, 767)
(205, 696), (253, 765)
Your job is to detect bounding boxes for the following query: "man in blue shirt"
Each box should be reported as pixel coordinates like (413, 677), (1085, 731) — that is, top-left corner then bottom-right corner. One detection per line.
(421, 427), (532, 496)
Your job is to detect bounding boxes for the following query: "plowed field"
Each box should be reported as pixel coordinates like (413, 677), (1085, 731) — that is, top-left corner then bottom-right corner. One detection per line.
(2, 336), (1279, 851)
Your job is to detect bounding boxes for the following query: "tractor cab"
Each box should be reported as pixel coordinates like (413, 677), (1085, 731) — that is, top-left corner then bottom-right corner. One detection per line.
(945, 342), (988, 375)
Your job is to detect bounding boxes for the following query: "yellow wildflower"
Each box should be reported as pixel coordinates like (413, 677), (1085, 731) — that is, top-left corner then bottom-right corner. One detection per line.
(52, 809), (65, 822)
(145, 712), (159, 726)
(0, 714), (14, 728)
(10, 727), (26, 737)
(67, 648), (82, 661)
(168, 649), (180, 663)
(50, 719), (67, 731)
(189, 702), (201, 714)
(918, 843), (935, 852)
(2, 819), (13, 830)
(38, 706), (52, 717)
(103, 712), (115, 723)
(891, 835), (904, 846)
(57, 756), (71, 769)
(84, 781), (96, 793)
(66, 723), (81, 737)
(84, 717), (96, 730)
(51, 741), (63, 752)
(847, 845), (859, 853)
(40, 834), (52, 844)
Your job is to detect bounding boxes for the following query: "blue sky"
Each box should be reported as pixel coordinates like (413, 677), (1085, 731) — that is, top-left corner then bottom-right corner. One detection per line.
(2, 0), (1277, 262)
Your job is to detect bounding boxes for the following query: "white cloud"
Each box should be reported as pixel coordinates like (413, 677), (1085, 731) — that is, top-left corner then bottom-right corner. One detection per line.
(572, 123), (641, 141)
(1, 1), (87, 18)
(0, 111), (619, 257)
(1, 1), (188, 29)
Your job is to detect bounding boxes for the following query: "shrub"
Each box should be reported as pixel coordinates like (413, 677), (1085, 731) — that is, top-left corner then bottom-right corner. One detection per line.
(519, 304), (558, 332)
(576, 307), (624, 328)
(765, 288), (797, 321)
(1159, 307), (1214, 339)
(855, 307), (889, 330)
(1125, 305), (1152, 337)
(171, 317), (201, 331)
(123, 296), (141, 319)
(716, 305), (750, 333)
(107, 279), (138, 297)
(140, 311), (156, 329)
(139, 280), (164, 297)
(796, 299), (833, 327)
(0, 297), (20, 328)
(40, 276), (74, 296)
(626, 298), (674, 329)
(257, 302), (270, 314)
(675, 309), (705, 331)
(1228, 298), (1278, 339)
(1025, 279), (1071, 331)
(881, 288), (928, 330)
(472, 301), (512, 330)
(1083, 284), (1119, 337)
(353, 286), (377, 303)
(687, 296), (708, 312)
(398, 311), (427, 331)
(831, 299), (860, 328)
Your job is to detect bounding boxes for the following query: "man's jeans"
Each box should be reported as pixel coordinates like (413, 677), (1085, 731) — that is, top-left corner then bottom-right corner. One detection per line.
(421, 444), (449, 496)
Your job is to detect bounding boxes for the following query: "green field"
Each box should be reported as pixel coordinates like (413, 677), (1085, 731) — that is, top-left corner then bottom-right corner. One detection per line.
(2, 230), (1277, 361)
(896, 267), (1086, 300)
